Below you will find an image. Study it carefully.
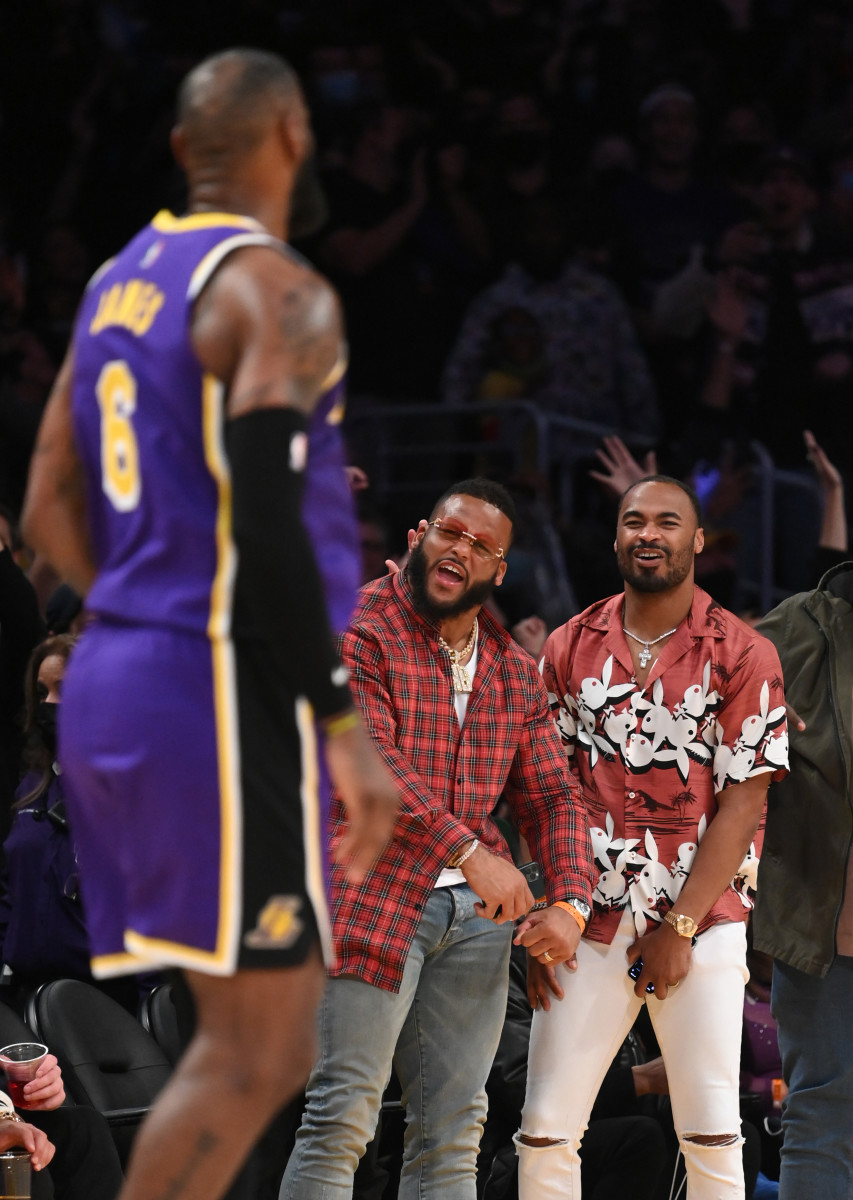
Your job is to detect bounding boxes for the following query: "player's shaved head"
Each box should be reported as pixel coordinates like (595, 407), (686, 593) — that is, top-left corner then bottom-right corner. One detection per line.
(177, 48), (304, 163)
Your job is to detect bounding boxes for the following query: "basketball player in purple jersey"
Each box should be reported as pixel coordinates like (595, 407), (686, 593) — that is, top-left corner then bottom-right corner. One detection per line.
(22, 48), (398, 1200)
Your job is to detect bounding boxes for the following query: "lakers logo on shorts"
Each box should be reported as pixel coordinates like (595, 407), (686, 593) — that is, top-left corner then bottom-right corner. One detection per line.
(244, 896), (304, 949)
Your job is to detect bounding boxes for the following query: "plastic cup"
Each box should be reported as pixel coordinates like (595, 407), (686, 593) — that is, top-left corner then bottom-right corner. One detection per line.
(0, 1149), (30, 1198)
(0, 1045), (47, 1110)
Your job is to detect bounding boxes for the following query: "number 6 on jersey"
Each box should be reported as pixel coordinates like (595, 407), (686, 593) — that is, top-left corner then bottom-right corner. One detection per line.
(96, 359), (141, 511)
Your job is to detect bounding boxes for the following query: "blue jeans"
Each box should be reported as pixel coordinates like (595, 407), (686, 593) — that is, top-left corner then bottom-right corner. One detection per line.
(772, 955), (853, 1200)
(280, 885), (512, 1200)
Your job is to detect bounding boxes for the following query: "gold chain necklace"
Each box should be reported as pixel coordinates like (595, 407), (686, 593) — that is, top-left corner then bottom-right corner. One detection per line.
(438, 620), (478, 694)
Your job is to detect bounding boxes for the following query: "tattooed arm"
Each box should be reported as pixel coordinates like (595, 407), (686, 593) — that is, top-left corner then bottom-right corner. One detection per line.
(195, 244), (397, 882)
(190, 244), (344, 419)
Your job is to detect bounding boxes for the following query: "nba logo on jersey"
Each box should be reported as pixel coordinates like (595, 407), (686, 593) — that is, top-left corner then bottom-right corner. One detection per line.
(140, 240), (165, 269)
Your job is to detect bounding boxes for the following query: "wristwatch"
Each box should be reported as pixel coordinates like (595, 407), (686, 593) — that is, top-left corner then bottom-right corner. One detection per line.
(664, 911), (698, 939)
(564, 898), (591, 925)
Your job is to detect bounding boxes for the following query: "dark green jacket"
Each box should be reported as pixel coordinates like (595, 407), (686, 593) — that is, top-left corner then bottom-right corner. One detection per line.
(752, 561), (853, 976)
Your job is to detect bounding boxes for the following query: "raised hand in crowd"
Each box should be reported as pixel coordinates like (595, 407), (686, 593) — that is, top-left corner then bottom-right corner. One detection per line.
(804, 428), (848, 554)
(511, 615), (548, 660)
(384, 520), (427, 575)
(588, 435), (657, 500)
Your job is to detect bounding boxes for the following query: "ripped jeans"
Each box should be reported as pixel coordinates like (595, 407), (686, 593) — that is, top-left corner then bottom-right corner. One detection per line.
(516, 910), (748, 1200)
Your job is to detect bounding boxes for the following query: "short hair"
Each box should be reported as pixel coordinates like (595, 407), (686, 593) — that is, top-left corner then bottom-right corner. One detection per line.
(618, 474), (703, 526)
(177, 48), (301, 156)
(431, 478), (517, 529)
(639, 84), (697, 121)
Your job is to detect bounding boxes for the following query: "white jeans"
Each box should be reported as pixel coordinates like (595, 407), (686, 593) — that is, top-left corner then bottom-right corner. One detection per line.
(516, 910), (748, 1200)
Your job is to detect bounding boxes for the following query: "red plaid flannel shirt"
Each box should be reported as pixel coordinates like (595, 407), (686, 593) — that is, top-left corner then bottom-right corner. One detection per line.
(328, 571), (594, 993)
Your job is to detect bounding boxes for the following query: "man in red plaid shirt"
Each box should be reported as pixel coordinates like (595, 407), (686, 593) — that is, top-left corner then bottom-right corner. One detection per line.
(282, 478), (593, 1200)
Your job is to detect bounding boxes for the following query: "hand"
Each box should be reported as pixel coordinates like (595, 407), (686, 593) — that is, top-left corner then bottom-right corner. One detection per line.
(460, 845), (534, 924)
(511, 615), (548, 659)
(0, 1119), (54, 1171)
(785, 700), (806, 733)
(526, 954), (564, 1011)
(716, 221), (767, 267)
(706, 269), (749, 343)
(344, 465), (370, 492)
(385, 521), (427, 576)
(589, 436), (657, 500)
(20, 1054), (65, 1111)
(632, 1056), (669, 1096)
(803, 429), (843, 495)
(626, 923), (693, 1000)
(325, 718), (399, 885)
(514, 904), (582, 966)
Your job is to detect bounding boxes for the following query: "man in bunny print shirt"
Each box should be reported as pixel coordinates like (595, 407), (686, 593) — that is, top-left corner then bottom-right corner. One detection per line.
(515, 476), (788, 1200)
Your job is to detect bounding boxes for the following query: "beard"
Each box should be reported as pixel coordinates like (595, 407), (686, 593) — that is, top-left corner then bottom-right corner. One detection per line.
(617, 543), (694, 593)
(288, 152), (329, 240)
(407, 541), (499, 619)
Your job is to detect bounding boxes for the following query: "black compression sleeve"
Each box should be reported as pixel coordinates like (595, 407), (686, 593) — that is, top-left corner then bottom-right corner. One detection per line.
(224, 407), (352, 719)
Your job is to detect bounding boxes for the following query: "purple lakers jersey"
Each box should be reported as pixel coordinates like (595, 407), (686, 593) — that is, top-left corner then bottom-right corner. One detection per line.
(71, 210), (360, 636)
(303, 375), (360, 635)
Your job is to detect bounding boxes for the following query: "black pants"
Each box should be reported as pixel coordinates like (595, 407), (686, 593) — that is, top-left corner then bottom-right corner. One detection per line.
(29, 1105), (124, 1200)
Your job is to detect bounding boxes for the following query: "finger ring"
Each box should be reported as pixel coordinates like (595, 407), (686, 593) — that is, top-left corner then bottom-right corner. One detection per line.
(670, 980), (681, 991)
(542, 951), (553, 963)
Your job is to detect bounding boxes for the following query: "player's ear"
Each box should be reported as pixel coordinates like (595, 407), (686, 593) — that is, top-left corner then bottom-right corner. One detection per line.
(694, 526), (705, 556)
(277, 104), (311, 173)
(170, 126), (187, 170)
(410, 520), (429, 549)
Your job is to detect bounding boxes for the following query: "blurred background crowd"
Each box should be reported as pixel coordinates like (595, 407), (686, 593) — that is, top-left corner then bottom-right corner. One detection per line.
(0, 6), (848, 1196)
(2, 0), (852, 627)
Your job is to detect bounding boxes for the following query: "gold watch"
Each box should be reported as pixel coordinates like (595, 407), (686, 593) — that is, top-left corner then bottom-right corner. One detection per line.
(664, 911), (698, 939)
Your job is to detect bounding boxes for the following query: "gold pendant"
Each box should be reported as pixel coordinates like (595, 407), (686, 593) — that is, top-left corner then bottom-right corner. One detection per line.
(451, 661), (473, 693)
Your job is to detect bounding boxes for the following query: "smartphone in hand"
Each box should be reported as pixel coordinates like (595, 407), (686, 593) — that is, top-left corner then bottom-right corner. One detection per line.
(627, 957), (655, 994)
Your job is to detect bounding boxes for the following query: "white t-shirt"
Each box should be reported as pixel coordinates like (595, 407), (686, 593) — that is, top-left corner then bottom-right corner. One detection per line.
(435, 631), (480, 889)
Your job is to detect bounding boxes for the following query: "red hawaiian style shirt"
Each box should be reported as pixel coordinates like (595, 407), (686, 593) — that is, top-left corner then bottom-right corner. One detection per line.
(329, 571), (594, 993)
(542, 586), (788, 945)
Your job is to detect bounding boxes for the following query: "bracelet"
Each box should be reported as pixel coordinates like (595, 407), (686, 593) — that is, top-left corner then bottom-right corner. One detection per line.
(0, 1112), (23, 1124)
(553, 900), (586, 932)
(323, 710), (360, 739)
(451, 839), (479, 869)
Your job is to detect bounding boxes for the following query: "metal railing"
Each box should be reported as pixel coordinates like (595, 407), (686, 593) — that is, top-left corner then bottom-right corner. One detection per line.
(343, 398), (654, 623)
(343, 399), (822, 618)
(745, 441), (824, 614)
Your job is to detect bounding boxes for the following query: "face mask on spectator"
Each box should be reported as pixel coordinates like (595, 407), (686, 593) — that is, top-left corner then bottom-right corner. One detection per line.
(36, 701), (58, 755)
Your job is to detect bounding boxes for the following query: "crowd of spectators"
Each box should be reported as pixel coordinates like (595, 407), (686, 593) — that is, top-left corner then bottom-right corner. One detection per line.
(1, 10), (851, 1197)
(3, 0), (853, 610)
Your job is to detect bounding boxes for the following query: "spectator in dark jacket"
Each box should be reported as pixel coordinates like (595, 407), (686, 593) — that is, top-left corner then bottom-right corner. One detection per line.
(0, 509), (45, 838)
(0, 635), (142, 1014)
(754, 558), (853, 1200)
